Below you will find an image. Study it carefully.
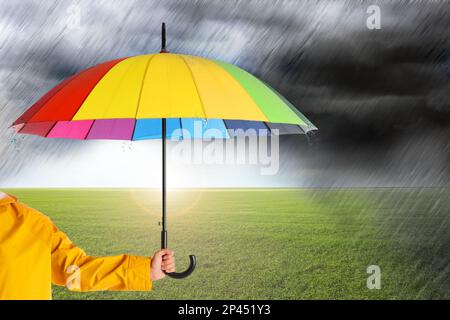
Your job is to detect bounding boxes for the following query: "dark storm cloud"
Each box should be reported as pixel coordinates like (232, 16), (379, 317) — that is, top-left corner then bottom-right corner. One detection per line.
(0, 0), (449, 186)
(244, 2), (450, 187)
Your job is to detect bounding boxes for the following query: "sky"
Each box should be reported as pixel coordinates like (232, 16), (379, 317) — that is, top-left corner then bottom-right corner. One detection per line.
(0, 0), (449, 188)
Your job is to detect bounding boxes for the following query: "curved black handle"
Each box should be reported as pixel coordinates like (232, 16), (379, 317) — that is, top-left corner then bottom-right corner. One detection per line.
(165, 254), (196, 279)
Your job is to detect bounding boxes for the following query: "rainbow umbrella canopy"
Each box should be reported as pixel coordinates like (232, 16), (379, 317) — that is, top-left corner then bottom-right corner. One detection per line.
(12, 24), (317, 278)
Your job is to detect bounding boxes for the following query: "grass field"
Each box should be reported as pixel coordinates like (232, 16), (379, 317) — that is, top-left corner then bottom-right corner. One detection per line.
(4, 188), (450, 299)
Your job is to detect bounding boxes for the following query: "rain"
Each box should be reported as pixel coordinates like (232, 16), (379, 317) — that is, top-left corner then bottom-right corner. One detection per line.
(0, 0), (449, 298)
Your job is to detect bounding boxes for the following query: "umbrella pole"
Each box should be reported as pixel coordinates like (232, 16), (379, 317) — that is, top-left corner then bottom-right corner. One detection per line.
(161, 117), (197, 279)
(161, 118), (168, 249)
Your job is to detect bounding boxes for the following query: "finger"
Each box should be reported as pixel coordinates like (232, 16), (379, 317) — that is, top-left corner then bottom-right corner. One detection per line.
(154, 250), (166, 259)
(167, 266), (176, 273)
(162, 264), (175, 272)
(161, 249), (174, 257)
(163, 256), (175, 262)
(162, 264), (174, 271)
(163, 262), (175, 269)
(155, 249), (172, 260)
(162, 260), (175, 268)
(162, 258), (175, 265)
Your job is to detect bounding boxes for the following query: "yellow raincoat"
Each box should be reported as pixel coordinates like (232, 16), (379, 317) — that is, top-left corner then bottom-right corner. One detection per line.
(0, 192), (152, 300)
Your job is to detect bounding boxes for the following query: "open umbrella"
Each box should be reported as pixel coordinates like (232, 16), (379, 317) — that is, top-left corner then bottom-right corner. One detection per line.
(11, 23), (317, 279)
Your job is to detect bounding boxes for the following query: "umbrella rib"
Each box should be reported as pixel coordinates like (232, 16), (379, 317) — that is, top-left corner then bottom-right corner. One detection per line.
(47, 122), (58, 137)
(133, 54), (157, 121)
(263, 122), (272, 135)
(13, 77), (74, 126)
(129, 119), (138, 141)
(178, 55), (207, 120)
(13, 63), (99, 126)
(99, 59), (136, 119)
(43, 58), (127, 124)
(82, 120), (96, 140)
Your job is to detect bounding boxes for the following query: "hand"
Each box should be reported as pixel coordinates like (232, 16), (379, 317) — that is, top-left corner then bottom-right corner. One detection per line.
(150, 249), (175, 281)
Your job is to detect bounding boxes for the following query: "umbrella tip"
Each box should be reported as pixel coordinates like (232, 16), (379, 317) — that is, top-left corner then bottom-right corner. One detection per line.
(160, 22), (168, 53)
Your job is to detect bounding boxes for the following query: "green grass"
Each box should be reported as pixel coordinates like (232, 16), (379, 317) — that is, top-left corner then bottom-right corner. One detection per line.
(4, 188), (450, 299)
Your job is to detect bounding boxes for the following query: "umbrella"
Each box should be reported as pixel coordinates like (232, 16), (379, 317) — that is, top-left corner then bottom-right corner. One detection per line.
(11, 23), (317, 279)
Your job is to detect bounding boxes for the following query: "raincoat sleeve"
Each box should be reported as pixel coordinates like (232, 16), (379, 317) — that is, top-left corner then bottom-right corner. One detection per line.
(50, 223), (152, 292)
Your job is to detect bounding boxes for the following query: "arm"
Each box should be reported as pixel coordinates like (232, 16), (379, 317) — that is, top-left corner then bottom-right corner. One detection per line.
(50, 223), (175, 292)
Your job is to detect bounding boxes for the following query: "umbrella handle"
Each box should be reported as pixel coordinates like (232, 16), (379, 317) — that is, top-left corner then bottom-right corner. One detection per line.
(164, 254), (197, 279)
(161, 231), (196, 279)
